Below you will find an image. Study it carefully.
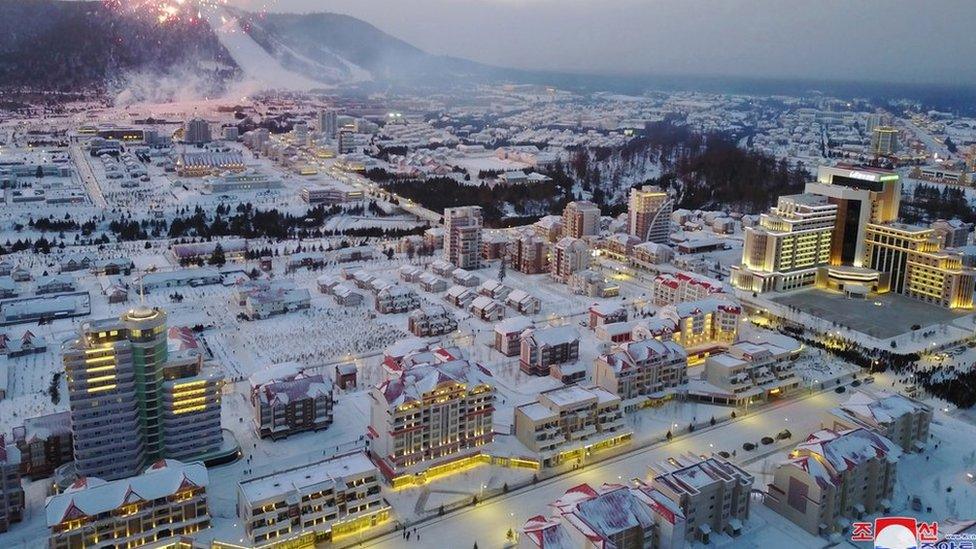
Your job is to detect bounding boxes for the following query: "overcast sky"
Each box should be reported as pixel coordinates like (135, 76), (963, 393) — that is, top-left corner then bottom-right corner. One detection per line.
(243, 0), (976, 86)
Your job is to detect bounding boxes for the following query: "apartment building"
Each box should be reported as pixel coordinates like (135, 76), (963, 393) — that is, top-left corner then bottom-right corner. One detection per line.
(731, 193), (837, 293)
(765, 428), (901, 536)
(649, 455), (754, 542)
(12, 411), (73, 479)
(519, 325), (581, 377)
(827, 390), (933, 452)
(703, 341), (800, 405)
(237, 452), (389, 547)
(523, 483), (687, 549)
(444, 206), (483, 270)
(249, 363), (334, 440)
(550, 237), (590, 283)
(512, 231), (549, 274)
(63, 307), (224, 481)
(652, 272), (725, 306)
(600, 233), (642, 261)
(408, 305), (458, 337)
(594, 339), (688, 408)
(0, 437), (23, 533)
(369, 359), (494, 479)
(629, 185), (674, 244)
(631, 242), (675, 270)
(493, 316), (534, 357)
(45, 460), (210, 549)
(659, 299), (741, 359)
(562, 200), (601, 239)
(514, 385), (630, 467)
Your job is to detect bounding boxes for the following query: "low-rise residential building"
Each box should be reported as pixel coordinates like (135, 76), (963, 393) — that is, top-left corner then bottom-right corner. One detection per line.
(514, 385), (631, 467)
(520, 325), (581, 376)
(477, 278), (511, 300)
(236, 452), (389, 547)
(44, 460), (210, 548)
(701, 342), (801, 406)
(601, 233), (643, 261)
(512, 232), (549, 274)
(249, 363), (334, 440)
(0, 437), (23, 533)
(631, 241), (675, 269)
(505, 289), (542, 314)
(418, 273), (448, 293)
(494, 316), (534, 357)
(827, 390), (933, 452)
(35, 275), (75, 295)
(376, 285), (421, 314)
(452, 268), (481, 287)
(444, 285), (476, 308)
(649, 455), (754, 542)
(12, 411), (72, 479)
(369, 358), (495, 479)
(570, 269), (620, 298)
(399, 264), (425, 283)
(470, 295), (505, 321)
(408, 305), (458, 337)
(764, 428), (901, 536)
(522, 483), (687, 549)
(244, 286), (312, 320)
(660, 299), (741, 360)
(333, 284), (364, 306)
(588, 303), (627, 328)
(594, 339), (688, 409)
(652, 272), (725, 306)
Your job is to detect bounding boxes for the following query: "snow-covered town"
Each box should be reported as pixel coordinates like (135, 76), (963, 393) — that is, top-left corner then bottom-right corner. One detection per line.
(2, 3), (976, 549)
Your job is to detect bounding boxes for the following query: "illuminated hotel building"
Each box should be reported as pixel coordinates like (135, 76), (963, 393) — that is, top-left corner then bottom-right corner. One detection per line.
(731, 193), (837, 292)
(45, 460), (210, 549)
(628, 185), (673, 244)
(862, 222), (975, 308)
(63, 307), (223, 481)
(805, 165), (901, 267)
(368, 358), (495, 480)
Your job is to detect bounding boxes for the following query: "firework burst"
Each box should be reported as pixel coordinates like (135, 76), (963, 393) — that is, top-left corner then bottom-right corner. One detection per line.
(103, 0), (232, 25)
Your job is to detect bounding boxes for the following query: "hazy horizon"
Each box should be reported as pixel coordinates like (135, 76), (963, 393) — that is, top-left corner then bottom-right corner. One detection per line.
(234, 0), (976, 87)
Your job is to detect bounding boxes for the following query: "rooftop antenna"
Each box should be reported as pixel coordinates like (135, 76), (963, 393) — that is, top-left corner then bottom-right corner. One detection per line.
(139, 273), (146, 305)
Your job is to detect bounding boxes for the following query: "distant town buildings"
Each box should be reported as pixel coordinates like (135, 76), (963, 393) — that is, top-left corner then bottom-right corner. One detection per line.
(183, 117), (211, 145)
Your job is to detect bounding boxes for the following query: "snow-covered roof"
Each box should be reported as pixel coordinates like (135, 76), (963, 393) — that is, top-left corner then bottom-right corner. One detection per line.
(45, 460), (207, 527)
(376, 359), (492, 407)
(239, 452), (375, 506)
(603, 338), (686, 372)
(788, 428), (902, 489)
(495, 315), (534, 334)
(837, 391), (930, 427)
(523, 325), (579, 347)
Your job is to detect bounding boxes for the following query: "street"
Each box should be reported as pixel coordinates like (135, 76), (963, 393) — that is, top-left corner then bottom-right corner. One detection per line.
(365, 389), (847, 549)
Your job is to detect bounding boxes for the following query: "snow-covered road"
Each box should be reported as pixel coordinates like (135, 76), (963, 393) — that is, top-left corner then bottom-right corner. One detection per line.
(365, 389), (850, 549)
